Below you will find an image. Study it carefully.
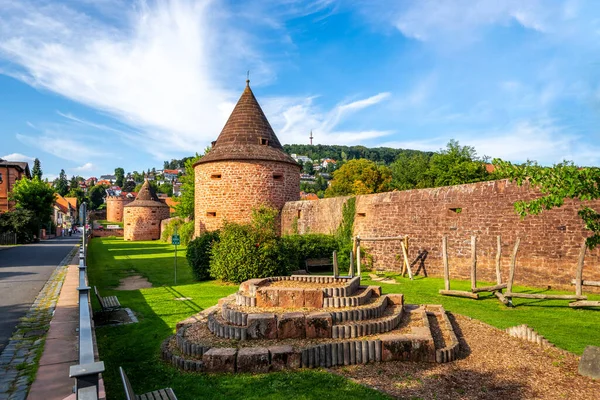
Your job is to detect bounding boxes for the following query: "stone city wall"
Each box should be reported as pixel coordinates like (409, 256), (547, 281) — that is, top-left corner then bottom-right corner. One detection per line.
(281, 179), (600, 289)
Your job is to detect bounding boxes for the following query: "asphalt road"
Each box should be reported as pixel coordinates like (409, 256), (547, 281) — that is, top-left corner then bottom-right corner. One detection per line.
(0, 236), (78, 352)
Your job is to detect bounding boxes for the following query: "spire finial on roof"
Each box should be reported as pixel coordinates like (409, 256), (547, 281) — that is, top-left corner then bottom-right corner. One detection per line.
(246, 70), (250, 87)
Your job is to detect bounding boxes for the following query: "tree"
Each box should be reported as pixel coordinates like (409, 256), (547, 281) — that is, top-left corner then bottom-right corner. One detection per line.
(174, 154), (202, 218)
(303, 161), (314, 175)
(122, 180), (136, 192)
(32, 158), (42, 179)
(69, 175), (80, 191)
(114, 167), (125, 187)
(88, 184), (107, 210)
(494, 159), (600, 249)
(66, 187), (85, 207)
(428, 140), (489, 187)
(324, 159), (391, 197)
(132, 171), (144, 183)
(9, 177), (56, 228)
(158, 182), (173, 197)
(0, 209), (40, 243)
(390, 152), (433, 190)
(54, 169), (69, 196)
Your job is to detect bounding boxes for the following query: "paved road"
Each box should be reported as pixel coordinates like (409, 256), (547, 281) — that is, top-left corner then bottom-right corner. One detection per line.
(0, 236), (78, 352)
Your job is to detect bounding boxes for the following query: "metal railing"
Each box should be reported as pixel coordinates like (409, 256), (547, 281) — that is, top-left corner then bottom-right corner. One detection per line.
(69, 204), (104, 400)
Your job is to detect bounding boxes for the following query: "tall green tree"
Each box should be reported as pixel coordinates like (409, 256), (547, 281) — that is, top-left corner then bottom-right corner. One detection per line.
(114, 167), (125, 187)
(428, 140), (489, 187)
(69, 175), (80, 191)
(325, 159), (391, 197)
(494, 159), (600, 249)
(88, 184), (107, 210)
(174, 153), (202, 219)
(122, 180), (136, 192)
(9, 177), (56, 227)
(66, 187), (85, 207)
(390, 152), (433, 190)
(32, 158), (42, 179)
(54, 169), (69, 196)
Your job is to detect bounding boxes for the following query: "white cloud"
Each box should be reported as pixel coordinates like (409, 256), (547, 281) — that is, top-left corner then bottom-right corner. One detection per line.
(72, 162), (94, 172)
(16, 133), (108, 162)
(0, 153), (35, 163)
(381, 120), (600, 166)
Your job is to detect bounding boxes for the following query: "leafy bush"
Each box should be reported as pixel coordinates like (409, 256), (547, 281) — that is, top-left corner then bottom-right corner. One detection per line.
(186, 230), (220, 281)
(209, 205), (289, 283)
(281, 234), (338, 271)
(0, 209), (39, 243)
(161, 218), (194, 245)
(335, 197), (356, 271)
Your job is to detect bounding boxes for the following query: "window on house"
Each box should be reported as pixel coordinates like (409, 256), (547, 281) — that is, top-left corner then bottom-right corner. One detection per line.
(260, 138), (269, 145)
(211, 174), (222, 180)
(207, 211), (217, 217)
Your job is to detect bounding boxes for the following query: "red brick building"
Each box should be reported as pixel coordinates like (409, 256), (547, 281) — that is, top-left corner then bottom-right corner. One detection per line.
(194, 81), (301, 235)
(0, 159), (31, 213)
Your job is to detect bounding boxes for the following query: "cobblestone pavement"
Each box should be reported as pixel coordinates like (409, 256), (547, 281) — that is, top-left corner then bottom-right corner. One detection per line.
(0, 245), (78, 400)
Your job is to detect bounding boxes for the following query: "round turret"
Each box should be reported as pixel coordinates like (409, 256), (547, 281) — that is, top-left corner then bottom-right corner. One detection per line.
(106, 195), (134, 222)
(194, 81), (300, 235)
(124, 181), (170, 241)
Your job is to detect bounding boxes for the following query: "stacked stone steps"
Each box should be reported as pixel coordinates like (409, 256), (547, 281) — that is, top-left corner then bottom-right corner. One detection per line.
(331, 305), (403, 339)
(322, 286), (378, 307)
(207, 311), (248, 340)
(301, 339), (383, 368)
(329, 296), (388, 323)
(505, 324), (554, 348)
(423, 306), (460, 363)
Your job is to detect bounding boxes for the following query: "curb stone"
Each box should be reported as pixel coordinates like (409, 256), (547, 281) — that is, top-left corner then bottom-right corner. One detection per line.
(0, 244), (78, 400)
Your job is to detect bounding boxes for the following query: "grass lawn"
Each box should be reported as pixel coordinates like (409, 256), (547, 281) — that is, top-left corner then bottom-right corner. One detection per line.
(88, 237), (600, 400)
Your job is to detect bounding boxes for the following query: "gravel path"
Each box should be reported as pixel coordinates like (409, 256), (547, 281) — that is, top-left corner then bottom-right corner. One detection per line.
(335, 314), (600, 399)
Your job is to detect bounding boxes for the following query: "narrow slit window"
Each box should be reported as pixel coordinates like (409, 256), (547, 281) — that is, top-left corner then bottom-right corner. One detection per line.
(152, 210), (157, 214)
(207, 211), (217, 217)
(297, 210), (301, 218)
(273, 174), (283, 180)
(449, 207), (462, 214)
(211, 174), (222, 180)
(357, 212), (366, 217)
(260, 138), (269, 145)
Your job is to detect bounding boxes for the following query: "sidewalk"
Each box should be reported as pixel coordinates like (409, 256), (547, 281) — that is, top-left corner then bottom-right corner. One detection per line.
(27, 253), (106, 400)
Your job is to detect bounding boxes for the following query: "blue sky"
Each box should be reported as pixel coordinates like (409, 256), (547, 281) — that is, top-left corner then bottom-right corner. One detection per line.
(1, 0), (600, 181)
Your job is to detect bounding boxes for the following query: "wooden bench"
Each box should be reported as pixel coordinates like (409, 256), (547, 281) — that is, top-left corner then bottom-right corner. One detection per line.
(305, 257), (333, 273)
(94, 286), (121, 312)
(120, 367), (178, 400)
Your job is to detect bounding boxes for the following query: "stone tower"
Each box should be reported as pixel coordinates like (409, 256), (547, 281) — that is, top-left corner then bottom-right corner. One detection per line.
(194, 81), (301, 235)
(106, 195), (134, 222)
(124, 180), (170, 241)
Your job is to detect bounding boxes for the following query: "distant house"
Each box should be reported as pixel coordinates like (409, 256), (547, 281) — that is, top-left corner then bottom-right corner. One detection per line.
(0, 159), (31, 213)
(163, 169), (179, 181)
(322, 159), (336, 169)
(85, 177), (97, 186)
(96, 179), (112, 186)
(99, 174), (117, 183)
(300, 173), (315, 182)
(300, 191), (319, 201)
(291, 154), (312, 164)
(53, 193), (76, 231)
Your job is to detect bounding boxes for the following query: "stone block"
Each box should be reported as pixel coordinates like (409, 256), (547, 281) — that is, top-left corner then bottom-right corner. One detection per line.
(304, 289), (324, 308)
(278, 288), (305, 308)
(269, 345), (300, 370)
(256, 288), (279, 308)
(386, 294), (404, 306)
(237, 347), (270, 373)
(202, 348), (237, 373)
(247, 313), (277, 339)
(305, 312), (332, 338)
(579, 345), (600, 379)
(277, 312), (305, 339)
(381, 335), (411, 362)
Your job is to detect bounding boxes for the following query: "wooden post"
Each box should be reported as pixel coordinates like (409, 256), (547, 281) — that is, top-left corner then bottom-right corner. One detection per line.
(442, 236), (449, 291)
(470, 235), (477, 291)
(333, 250), (338, 278)
(400, 240), (413, 280)
(506, 238), (520, 296)
(575, 241), (587, 296)
(355, 237), (360, 278)
(495, 235), (502, 285)
(349, 247), (355, 278)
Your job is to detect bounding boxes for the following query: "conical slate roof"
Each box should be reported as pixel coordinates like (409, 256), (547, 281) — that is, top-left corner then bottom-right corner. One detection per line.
(125, 180), (168, 208)
(195, 81), (299, 167)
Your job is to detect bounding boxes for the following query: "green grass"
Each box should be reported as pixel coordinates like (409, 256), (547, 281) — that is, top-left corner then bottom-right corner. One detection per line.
(89, 237), (600, 400)
(89, 237), (390, 400)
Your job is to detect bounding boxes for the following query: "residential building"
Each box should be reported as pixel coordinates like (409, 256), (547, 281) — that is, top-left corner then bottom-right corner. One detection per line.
(0, 159), (31, 213)
(291, 154), (312, 164)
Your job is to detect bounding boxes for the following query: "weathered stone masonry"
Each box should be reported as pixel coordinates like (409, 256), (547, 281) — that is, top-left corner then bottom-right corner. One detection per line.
(282, 179), (600, 289)
(106, 196), (133, 222)
(124, 180), (170, 241)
